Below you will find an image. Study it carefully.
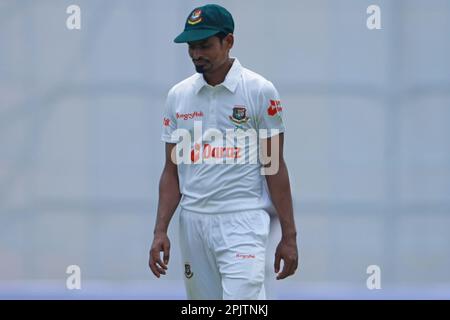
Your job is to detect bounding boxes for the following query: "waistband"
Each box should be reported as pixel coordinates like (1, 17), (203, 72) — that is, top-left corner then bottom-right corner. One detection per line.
(180, 207), (268, 216)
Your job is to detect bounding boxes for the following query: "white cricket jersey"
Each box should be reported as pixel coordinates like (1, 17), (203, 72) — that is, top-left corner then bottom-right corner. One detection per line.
(161, 58), (285, 214)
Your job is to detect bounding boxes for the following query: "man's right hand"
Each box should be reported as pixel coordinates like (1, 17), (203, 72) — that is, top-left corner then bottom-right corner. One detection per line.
(149, 232), (171, 278)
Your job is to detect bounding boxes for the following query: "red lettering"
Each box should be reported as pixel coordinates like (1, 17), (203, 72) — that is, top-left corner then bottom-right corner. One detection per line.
(176, 111), (204, 120)
(203, 144), (211, 159)
(234, 148), (241, 158)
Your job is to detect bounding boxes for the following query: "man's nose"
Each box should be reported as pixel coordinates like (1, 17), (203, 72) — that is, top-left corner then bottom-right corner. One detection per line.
(191, 48), (202, 60)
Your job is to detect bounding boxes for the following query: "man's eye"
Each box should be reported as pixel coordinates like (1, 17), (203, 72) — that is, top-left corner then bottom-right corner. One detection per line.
(189, 44), (210, 50)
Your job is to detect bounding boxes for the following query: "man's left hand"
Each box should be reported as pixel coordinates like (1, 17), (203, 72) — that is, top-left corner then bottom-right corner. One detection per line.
(274, 237), (298, 280)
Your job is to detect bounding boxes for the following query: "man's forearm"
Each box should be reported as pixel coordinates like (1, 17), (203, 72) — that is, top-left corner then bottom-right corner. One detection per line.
(154, 168), (182, 234)
(265, 160), (297, 239)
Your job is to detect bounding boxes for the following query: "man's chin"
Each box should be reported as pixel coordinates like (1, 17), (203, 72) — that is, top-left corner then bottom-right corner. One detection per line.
(195, 65), (206, 73)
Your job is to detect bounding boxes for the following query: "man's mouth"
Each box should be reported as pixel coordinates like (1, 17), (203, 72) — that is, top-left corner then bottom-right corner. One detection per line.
(194, 60), (208, 66)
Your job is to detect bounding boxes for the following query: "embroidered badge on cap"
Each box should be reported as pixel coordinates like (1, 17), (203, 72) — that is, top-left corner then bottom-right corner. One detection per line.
(187, 9), (202, 25)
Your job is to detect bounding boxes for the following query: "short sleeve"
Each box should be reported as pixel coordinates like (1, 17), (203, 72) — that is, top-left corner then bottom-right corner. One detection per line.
(256, 81), (286, 137)
(161, 89), (178, 143)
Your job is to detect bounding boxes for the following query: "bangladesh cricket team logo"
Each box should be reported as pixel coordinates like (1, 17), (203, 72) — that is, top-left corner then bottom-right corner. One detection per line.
(229, 106), (250, 129)
(188, 9), (202, 25)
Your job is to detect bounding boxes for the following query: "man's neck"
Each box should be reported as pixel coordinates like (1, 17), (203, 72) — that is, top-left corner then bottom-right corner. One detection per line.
(203, 58), (234, 86)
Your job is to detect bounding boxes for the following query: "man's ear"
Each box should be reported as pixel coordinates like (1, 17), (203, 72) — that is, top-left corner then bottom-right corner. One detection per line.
(225, 33), (234, 50)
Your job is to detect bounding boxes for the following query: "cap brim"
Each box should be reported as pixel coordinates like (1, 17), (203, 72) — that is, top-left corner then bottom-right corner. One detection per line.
(174, 28), (221, 43)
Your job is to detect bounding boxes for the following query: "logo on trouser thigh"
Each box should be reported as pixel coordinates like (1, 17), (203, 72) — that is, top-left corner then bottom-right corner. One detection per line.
(184, 263), (194, 279)
(236, 253), (256, 259)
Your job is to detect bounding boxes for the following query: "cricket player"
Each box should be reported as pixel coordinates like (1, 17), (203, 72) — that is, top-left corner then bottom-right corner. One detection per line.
(148, 4), (298, 300)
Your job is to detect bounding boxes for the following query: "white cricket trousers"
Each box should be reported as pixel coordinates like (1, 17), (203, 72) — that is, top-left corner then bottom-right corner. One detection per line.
(179, 208), (270, 300)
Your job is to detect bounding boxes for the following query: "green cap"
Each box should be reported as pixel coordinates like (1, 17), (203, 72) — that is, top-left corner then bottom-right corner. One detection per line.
(174, 4), (234, 43)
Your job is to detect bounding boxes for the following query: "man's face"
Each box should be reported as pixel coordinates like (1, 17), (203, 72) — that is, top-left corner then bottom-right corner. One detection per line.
(188, 34), (232, 74)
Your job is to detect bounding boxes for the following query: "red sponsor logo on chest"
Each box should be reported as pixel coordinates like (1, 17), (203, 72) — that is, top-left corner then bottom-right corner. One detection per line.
(190, 143), (241, 163)
(176, 111), (204, 120)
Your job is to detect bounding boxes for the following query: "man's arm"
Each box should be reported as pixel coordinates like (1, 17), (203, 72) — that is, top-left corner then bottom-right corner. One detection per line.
(148, 143), (181, 278)
(263, 133), (299, 280)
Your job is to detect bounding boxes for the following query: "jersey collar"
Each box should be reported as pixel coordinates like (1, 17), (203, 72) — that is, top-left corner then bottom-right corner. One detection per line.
(193, 58), (242, 95)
